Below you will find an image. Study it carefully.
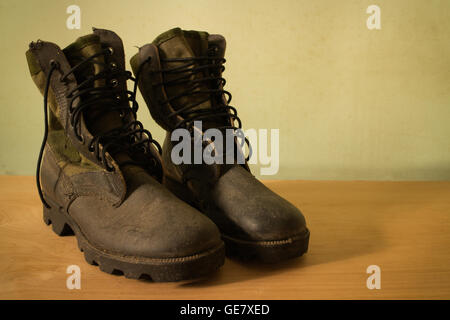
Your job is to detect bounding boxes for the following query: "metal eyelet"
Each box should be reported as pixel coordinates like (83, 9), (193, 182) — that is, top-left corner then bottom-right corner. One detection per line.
(107, 47), (114, 55)
(110, 79), (118, 87)
(49, 59), (59, 68)
(208, 46), (218, 56)
(110, 62), (117, 69)
(119, 110), (125, 118)
(77, 134), (84, 143)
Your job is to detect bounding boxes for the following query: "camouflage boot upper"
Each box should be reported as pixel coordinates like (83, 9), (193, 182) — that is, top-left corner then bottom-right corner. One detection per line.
(26, 28), (224, 281)
(131, 27), (310, 262)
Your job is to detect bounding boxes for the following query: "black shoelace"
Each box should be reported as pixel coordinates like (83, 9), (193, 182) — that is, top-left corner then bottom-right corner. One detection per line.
(137, 46), (251, 158)
(38, 48), (161, 208)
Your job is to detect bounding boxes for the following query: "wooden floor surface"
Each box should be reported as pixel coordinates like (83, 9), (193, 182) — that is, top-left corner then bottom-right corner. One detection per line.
(0, 176), (449, 299)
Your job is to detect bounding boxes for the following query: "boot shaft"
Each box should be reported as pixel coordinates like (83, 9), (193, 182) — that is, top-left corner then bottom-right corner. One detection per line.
(26, 28), (162, 207)
(131, 27), (251, 206)
(130, 27), (231, 132)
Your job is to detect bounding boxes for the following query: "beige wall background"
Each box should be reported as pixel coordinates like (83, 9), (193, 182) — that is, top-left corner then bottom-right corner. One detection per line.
(0, 0), (449, 180)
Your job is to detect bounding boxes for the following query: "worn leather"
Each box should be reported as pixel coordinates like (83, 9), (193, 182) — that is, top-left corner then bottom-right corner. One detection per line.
(211, 165), (307, 241)
(29, 29), (223, 259)
(133, 29), (308, 243)
(29, 39), (126, 205)
(41, 145), (221, 258)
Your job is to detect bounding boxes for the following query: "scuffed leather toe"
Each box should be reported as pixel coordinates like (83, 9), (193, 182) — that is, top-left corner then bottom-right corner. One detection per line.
(69, 167), (222, 259)
(211, 165), (307, 241)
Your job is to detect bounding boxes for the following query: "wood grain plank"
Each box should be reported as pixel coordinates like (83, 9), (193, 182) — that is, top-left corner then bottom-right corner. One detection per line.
(0, 176), (449, 299)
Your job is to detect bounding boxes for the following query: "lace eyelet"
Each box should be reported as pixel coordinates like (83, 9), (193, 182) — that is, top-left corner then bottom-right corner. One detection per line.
(107, 47), (114, 55)
(110, 79), (118, 87)
(49, 59), (59, 68)
(88, 144), (95, 152)
(76, 134), (84, 143)
(208, 46), (218, 57)
(110, 62), (117, 70)
(119, 110), (125, 118)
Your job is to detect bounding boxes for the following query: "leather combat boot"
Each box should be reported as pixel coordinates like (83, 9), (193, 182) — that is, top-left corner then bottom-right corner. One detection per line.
(130, 28), (310, 263)
(26, 28), (224, 281)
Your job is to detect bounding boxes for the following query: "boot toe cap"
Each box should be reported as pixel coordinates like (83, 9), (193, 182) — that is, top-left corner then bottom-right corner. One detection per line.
(70, 178), (223, 260)
(212, 166), (308, 242)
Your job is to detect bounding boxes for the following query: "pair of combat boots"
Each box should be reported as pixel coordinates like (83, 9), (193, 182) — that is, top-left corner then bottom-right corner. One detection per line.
(26, 28), (310, 281)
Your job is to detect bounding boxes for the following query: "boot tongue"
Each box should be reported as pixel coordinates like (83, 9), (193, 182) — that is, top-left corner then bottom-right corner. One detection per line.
(153, 28), (214, 117)
(64, 34), (105, 88)
(63, 34), (123, 136)
(153, 27), (209, 58)
(64, 33), (159, 175)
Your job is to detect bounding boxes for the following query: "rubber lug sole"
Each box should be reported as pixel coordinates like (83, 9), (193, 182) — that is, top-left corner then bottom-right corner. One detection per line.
(43, 204), (225, 282)
(222, 229), (310, 263)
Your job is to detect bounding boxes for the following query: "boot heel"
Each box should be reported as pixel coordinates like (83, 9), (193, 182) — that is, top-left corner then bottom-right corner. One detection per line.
(43, 204), (74, 236)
